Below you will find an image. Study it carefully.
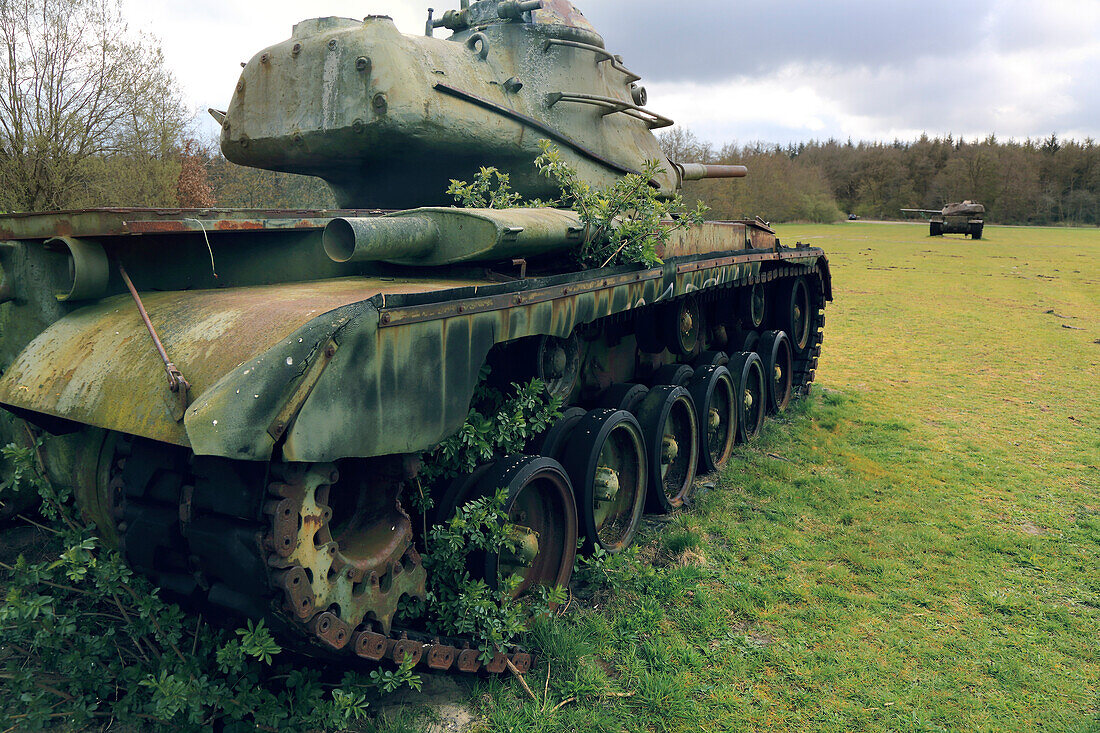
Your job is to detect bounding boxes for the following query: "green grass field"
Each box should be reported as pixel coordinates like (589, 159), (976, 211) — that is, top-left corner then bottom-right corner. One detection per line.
(377, 222), (1099, 733)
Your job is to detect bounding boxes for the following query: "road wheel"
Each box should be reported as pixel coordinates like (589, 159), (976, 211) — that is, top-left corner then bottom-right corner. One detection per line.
(728, 352), (766, 442)
(688, 365), (737, 473)
(561, 409), (647, 554)
(635, 386), (699, 513)
(759, 330), (794, 414)
(474, 456), (578, 599)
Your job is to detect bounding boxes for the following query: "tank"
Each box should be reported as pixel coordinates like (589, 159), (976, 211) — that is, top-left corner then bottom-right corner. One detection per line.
(902, 201), (985, 239)
(0, 0), (832, 673)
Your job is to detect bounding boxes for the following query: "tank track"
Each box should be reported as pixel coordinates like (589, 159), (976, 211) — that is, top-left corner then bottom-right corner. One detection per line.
(113, 263), (827, 674)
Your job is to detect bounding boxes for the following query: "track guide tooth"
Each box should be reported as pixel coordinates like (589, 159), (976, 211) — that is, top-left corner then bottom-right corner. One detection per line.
(386, 634), (424, 667)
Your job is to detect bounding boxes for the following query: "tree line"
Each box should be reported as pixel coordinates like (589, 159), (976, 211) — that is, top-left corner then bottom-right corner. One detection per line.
(0, 0), (1096, 225)
(660, 128), (1100, 225)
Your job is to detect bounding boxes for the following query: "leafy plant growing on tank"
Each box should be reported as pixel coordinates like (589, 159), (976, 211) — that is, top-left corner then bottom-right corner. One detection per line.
(0, 440), (417, 729)
(416, 371), (563, 492)
(448, 140), (708, 269)
(407, 373), (566, 660)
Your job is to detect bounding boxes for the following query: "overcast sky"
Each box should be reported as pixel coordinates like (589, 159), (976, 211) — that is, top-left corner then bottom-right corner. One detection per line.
(121, 0), (1100, 147)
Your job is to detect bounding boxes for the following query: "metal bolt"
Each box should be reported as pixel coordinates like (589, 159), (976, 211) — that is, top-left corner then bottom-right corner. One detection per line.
(260, 53), (269, 64)
(292, 43), (302, 56)
(371, 93), (387, 113)
(328, 39), (338, 50)
(356, 56), (371, 72)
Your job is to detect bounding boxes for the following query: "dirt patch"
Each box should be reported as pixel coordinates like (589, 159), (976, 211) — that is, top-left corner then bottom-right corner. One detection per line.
(674, 548), (707, 567)
(1018, 521), (1046, 537)
(372, 673), (477, 733)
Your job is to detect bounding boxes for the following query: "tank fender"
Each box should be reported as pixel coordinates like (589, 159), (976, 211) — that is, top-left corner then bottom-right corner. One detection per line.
(281, 275), (634, 462)
(183, 304), (367, 460)
(0, 280), (391, 458)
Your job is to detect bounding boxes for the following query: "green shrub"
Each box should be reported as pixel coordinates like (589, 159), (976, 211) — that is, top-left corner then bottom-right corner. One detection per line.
(0, 441), (412, 730)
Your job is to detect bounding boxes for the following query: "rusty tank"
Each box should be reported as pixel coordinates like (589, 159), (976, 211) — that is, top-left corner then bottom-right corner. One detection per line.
(0, 0), (832, 673)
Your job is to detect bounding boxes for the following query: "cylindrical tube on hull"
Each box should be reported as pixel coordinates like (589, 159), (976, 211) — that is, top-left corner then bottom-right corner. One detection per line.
(323, 207), (584, 266)
(324, 216), (439, 263)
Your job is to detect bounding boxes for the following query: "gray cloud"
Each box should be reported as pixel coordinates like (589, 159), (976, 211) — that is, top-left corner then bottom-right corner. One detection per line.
(568, 0), (1100, 144)
(579, 0), (996, 82)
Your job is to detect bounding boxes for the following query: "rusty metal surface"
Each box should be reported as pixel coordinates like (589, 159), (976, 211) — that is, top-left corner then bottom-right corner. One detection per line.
(534, 0), (601, 35)
(1, 230), (825, 465)
(0, 276), (482, 450)
(0, 208), (387, 241)
(265, 462), (425, 637)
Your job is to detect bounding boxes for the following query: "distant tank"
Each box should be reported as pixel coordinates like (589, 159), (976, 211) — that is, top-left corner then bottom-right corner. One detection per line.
(0, 0), (832, 673)
(902, 201), (985, 239)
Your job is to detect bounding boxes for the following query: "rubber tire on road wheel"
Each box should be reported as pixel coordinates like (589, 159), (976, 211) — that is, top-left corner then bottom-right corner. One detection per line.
(778, 276), (812, 355)
(728, 351), (766, 443)
(474, 456), (578, 598)
(529, 406), (586, 462)
(561, 409), (647, 554)
(687, 364), (737, 474)
(635, 385), (699, 513)
(740, 330), (760, 355)
(649, 363), (694, 388)
(693, 350), (729, 368)
(758, 330), (794, 414)
(740, 283), (766, 329)
(599, 383), (650, 413)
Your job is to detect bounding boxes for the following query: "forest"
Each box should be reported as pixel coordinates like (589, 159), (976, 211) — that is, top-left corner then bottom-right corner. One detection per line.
(660, 128), (1100, 226)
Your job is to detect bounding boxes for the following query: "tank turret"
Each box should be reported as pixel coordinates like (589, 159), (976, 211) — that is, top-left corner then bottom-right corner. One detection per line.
(214, 0), (739, 209)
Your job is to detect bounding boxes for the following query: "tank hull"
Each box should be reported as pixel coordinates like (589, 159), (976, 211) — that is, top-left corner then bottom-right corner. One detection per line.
(0, 207), (830, 667)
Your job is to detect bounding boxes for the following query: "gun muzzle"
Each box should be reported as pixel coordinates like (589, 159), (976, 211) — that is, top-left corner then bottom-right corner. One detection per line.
(676, 163), (748, 181)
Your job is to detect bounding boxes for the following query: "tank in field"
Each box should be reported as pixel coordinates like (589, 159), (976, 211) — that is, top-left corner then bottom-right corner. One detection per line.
(0, 0), (832, 673)
(902, 200), (985, 239)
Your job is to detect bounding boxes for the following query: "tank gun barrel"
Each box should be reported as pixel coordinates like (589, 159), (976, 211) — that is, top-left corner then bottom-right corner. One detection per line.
(676, 163), (749, 182)
(324, 207), (584, 267)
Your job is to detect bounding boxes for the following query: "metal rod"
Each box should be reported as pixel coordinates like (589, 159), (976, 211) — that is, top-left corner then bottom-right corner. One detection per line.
(117, 262), (191, 401)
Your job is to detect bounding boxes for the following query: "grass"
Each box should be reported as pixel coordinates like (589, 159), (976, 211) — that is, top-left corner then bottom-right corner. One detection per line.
(457, 222), (1100, 732)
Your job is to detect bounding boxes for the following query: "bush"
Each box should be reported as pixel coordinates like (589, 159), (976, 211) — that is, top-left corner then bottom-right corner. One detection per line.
(0, 440), (412, 730)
